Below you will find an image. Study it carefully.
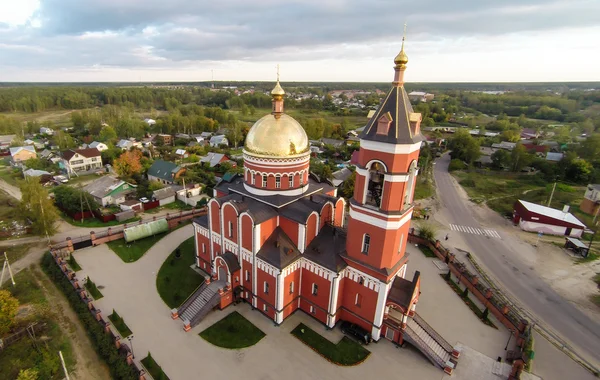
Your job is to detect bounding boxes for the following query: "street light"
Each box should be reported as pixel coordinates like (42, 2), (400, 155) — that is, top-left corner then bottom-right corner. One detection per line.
(127, 335), (135, 359)
(505, 330), (514, 350)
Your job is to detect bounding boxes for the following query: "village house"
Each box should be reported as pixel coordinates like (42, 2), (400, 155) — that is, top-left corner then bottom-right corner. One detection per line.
(200, 152), (231, 168)
(10, 146), (36, 164)
(581, 184), (600, 216)
(157, 134), (173, 145)
(513, 200), (586, 237)
(209, 134), (228, 147)
(175, 149), (189, 159)
(116, 139), (134, 150)
(152, 186), (177, 206)
(147, 159), (186, 185)
(40, 127), (54, 135)
(144, 118), (156, 126)
(60, 148), (103, 175)
(408, 91), (434, 102)
(89, 141), (109, 152)
(0, 135), (15, 151)
(84, 175), (136, 206)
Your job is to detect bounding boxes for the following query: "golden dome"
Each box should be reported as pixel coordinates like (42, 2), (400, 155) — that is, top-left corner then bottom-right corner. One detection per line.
(271, 81), (285, 96)
(394, 49), (408, 66)
(244, 114), (309, 157)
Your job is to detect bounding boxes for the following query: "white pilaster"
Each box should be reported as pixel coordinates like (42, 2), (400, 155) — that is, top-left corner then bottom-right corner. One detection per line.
(252, 224), (260, 308)
(275, 272), (284, 323)
(371, 280), (393, 341)
(298, 224), (306, 253)
(327, 274), (342, 328)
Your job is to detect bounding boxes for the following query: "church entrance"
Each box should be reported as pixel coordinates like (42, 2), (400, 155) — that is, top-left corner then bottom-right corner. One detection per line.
(218, 265), (228, 283)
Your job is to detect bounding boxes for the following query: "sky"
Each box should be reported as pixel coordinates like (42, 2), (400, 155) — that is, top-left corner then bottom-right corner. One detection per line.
(0, 0), (599, 83)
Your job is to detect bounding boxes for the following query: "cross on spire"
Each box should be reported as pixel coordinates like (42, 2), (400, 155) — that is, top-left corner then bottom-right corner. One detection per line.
(401, 22), (407, 51)
(277, 64), (280, 82)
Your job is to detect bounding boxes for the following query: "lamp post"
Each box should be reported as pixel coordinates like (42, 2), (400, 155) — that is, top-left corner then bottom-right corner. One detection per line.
(127, 335), (135, 359)
(505, 330), (514, 350)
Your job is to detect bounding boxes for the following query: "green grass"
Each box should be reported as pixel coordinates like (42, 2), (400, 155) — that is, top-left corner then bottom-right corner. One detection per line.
(156, 237), (205, 308)
(591, 294), (600, 308)
(417, 245), (437, 258)
(0, 269), (75, 380)
(199, 311), (265, 349)
(163, 200), (193, 211)
(85, 277), (103, 300)
(576, 252), (600, 264)
(141, 353), (170, 380)
(0, 165), (22, 187)
(0, 243), (38, 266)
(414, 177), (434, 200)
(60, 212), (141, 228)
(108, 310), (132, 337)
(67, 254), (82, 271)
(440, 274), (497, 329)
(231, 107), (368, 129)
(107, 232), (169, 263)
(291, 323), (370, 366)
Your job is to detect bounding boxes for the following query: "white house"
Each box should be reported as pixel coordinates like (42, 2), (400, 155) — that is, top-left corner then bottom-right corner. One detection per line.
(117, 139), (134, 150)
(144, 118), (156, 126)
(209, 134), (228, 147)
(175, 149), (188, 159)
(89, 141), (109, 152)
(40, 127), (54, 136)
(152, 187), (176, 206)
(61, 148), (103, 175)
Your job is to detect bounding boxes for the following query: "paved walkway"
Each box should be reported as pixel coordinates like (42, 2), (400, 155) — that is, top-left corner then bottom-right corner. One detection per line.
(71, 225), (532, 380)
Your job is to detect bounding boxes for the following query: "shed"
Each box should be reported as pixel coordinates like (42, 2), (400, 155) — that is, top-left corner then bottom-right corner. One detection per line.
(152, 187), (176, 206)
(564, 237), (590, 257)
(115, 209), (135, 222)
(124, 219), (169, 243)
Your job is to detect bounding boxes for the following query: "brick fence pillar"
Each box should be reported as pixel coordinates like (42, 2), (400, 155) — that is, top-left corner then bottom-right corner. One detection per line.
(171, 308), (179, 320)
(183, 319), (191, 332)
(115, 335), (121, 349)
(95, 309), (102, 321)
(107, 227), (112, 236)
(472, 276), (479, 286)
(66, 237), (74, 253)
(90, 231), (96, 243)
(485, 289), (493, 299)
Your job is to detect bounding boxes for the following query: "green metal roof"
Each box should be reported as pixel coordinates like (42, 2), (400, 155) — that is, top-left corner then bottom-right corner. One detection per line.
(148, 160), (181, 182)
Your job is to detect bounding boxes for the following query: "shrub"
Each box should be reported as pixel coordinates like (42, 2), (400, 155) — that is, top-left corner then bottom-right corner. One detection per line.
(41, 252), (138, 380)
(482, 307), (489, 320)
(461, 287), (469, 299)
(448, 159), (467, 172)
(417, 223), (437, 242)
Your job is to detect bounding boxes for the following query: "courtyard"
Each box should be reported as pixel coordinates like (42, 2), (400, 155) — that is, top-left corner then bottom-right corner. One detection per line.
(72, 225), (544, 379)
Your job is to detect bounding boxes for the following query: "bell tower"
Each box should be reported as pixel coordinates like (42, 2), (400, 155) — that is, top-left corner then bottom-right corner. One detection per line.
(344, 35), (423, 280)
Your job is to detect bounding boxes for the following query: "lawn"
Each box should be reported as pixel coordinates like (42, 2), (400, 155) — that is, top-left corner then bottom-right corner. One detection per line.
(156, 237), (205, 308)
(291, 323), (370, 366)
(108, 310), (132, 337)
(417, 244), (437, 258)
(60, 212), (140, 228)
(0, 243), (38, 265)
(67, 254), (82, 271)
(0, 165), (21, 187)
(414, 177), (434, 200)
(199, 311), (265, 349)
(85, 277), (103, 300)
(232, 107), (368, 130)
(0, 269), (76, 380)
(141, 353), (170, 380)
(107, 232), (169, 263)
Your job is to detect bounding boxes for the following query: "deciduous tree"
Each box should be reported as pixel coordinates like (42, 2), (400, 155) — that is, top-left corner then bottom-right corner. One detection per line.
(114, 149), (143, 178)
(19, 177), (59, 237)
(0, 289), (19, 336)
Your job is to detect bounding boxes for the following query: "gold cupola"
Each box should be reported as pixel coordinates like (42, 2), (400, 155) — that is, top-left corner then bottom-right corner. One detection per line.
(243, 68), (309, 157)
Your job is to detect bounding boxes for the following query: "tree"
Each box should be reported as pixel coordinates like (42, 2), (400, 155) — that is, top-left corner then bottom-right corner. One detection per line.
(0, 289), (19, 336)
(148, 180), (164, 192)
(53, 186), (99, 215)
(19, 177), (59, 236)
(339, 171), (356, 199)
(52, 130), (76, 150)
(565, 158), (593, 184)
(113, 149), (143, 178)
(510, 144), (533, 172)
(491, 149), (511, 169)
(448, 129), (480, 164)
(17, 369), (39, 380)
(98, 125), (118, 142)
(579, 134), (600, 160)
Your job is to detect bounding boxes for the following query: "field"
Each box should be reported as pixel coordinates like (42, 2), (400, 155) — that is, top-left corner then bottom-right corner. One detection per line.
(231, 107), (368, 130)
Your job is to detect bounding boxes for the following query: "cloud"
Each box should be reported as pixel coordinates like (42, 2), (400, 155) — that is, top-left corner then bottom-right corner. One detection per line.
(0, 0), (599, 80)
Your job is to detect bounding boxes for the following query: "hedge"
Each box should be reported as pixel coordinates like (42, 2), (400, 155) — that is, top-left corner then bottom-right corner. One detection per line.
(41, 252), (138, 380)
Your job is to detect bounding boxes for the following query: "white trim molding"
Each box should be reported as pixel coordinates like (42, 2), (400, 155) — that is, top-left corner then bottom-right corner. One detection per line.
(349, 204), (413, 230)
(359, 139), (421, 155)
(243, 182), (310, 197)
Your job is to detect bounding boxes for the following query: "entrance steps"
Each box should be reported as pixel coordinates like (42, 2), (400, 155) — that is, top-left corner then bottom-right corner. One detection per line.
(177, 281), (225, 329)
(403, 312), (457, 373)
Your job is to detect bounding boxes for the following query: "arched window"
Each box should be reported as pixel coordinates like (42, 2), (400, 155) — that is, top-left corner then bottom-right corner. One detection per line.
(403, 161), (417, 209)
(251, 172), (256, 185)
(262, 174), (268, 187)
(289, 174), (294, 188)
(275, 176), (281, 189)
(362, 234), (370, 254)
(366, 162), (385, 207)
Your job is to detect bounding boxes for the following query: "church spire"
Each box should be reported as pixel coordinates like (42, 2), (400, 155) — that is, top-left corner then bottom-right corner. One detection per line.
(271, 64), (285, 118)
(393, 23), (409, 86)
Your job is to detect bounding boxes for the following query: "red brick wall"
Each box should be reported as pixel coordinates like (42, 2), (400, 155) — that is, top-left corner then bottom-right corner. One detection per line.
(241, 258), (252, 293)
(358, 148), (420, 174)
(283, 268), (301, 319)
(258, 217), (277, 246)
(241, 214), (253, 251)
(222, 203), (238, 242)
(345, 216), (405, 270)
(210, 201), (220, 234)
(334, 199), (345, 226)
(300, 270), (331, 316)
(299, 298), (328, 324)
(256, 268), (276, 307)
(196, 232), (211, 264)
(306, 213), (318, 247)
(339, 278), (378, 325)
(320, 203), (332, 228)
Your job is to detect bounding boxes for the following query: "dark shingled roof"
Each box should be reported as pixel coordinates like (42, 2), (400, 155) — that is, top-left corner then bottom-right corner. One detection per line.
(256, 228), (302, 269)
(193, 215), (209, 228)
(62, 148), (101, 161)
(221, 251), (241, 273)
(360, 86), (424, 145)
(216, 193), (278, 224)
(304, 225), (348, 272)
(387, 271), (420, 310)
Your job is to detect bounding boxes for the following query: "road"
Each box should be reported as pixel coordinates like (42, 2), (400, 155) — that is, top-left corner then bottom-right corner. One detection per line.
(433, 153), (600, 367)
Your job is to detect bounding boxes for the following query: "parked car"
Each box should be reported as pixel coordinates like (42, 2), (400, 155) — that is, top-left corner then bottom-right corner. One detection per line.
(139, 197), (149, 203)
(54, 175), (68, 183)
(340, 321), (372, 345)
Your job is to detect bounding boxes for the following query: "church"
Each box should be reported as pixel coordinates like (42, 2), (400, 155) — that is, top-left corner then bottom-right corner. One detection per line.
(177, 40), (458, 373)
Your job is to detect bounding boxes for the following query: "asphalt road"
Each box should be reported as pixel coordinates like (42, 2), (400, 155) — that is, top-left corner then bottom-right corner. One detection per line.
(433, 153), (600, 366)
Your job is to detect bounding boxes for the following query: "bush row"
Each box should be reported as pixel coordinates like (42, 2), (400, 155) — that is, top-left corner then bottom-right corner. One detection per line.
(41, 252), (138, 380)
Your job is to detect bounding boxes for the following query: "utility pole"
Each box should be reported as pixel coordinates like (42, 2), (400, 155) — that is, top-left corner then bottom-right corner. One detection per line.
(547, 180), (557, 207)
(59, 351), (70, 380)
(1, 252), (16, 287)
(593, 203), (600, 225)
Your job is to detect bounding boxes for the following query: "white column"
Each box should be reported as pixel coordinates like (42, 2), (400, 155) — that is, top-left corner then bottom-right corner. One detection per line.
(275, 272), (284, 324)
(371, 280), (392, 341)
(207, 205), (215, 272)
(298, 224), (306, 253)
(252, 224), (260, 308)
(327, 274), (342, 328)
(193, 224), (200, 268)
(238, 214), (243, 288)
